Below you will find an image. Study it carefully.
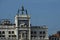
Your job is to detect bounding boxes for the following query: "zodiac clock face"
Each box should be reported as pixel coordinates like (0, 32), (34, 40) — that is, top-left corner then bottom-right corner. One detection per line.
(18, 20), (29, 27)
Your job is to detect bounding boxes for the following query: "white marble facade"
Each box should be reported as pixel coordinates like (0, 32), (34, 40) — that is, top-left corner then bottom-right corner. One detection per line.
(0, 6), (48, 40)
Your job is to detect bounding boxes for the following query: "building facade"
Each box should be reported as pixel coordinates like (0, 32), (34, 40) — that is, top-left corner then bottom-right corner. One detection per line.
(49, 31), (60, 40)
(0, 6), (48, 40)
(31, 26), (48, 40)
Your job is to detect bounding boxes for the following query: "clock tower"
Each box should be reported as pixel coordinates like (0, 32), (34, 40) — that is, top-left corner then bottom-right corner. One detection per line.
(15, 6), (31, 40)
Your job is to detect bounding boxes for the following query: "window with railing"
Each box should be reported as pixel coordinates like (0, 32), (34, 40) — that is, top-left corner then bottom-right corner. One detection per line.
(9, 31), (11, 34)
(9, 35), (16, 37)
(34, 31), (36, 34)
(2, 35), (5, 37)
(12, 31), (14, 34)
(43, 31), (46, 34)
(0, 31), (5, 38)
(8, 31), (14, 34)
(40, 31), (42, 34)
(9, 35), (11, 37)
(31, 31), (37, 34)
(2, 31), (5, 34)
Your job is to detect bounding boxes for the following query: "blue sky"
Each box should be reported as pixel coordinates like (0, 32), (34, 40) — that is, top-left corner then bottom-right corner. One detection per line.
(0, 0), (60, 35)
